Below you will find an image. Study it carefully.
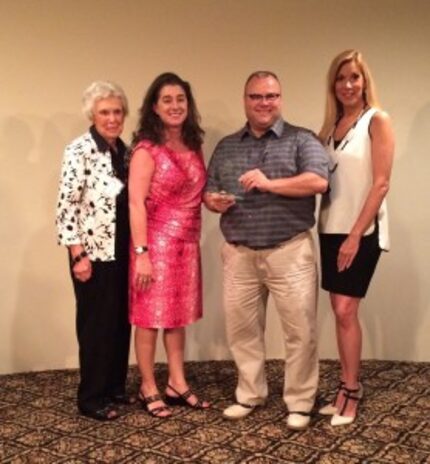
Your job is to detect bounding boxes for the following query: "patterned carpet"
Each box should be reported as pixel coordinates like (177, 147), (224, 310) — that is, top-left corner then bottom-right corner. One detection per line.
(1, 360), (429, 463)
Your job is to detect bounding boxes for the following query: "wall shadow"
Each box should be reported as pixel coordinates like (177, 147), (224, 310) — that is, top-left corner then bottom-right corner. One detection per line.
(7, 114), (84, 372)
(363, 102), (430, 360)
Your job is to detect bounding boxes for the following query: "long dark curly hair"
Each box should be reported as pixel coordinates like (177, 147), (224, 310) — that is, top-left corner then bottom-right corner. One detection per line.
(132, 72), (204, 152)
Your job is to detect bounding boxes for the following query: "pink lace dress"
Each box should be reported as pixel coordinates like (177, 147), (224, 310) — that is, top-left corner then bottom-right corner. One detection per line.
(129, 140), (207, 328)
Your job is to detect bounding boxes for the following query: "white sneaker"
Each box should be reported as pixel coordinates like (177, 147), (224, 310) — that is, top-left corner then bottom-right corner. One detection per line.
(287, 412), (311, 430)
(222, 403), (257, 420)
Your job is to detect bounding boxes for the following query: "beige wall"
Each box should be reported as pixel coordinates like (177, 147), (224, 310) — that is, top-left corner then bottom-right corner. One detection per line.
(1, 0), (429, 374)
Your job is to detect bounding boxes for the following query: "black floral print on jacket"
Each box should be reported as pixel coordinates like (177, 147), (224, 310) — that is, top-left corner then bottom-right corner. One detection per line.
(56, 130), (126, 261)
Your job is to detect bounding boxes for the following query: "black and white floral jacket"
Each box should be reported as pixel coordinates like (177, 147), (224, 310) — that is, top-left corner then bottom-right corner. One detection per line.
(56, 130), (126, 261)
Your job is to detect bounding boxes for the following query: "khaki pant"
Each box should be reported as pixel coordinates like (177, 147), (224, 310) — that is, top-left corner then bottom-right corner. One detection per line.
(221, 231), (319, 412)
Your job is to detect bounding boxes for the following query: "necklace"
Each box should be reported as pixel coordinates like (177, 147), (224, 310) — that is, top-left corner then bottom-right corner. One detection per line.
(328, 106), (369, 150)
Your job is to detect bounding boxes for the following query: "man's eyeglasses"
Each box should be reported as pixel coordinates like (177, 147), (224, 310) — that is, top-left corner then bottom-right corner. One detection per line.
(246, 93), (280, 102)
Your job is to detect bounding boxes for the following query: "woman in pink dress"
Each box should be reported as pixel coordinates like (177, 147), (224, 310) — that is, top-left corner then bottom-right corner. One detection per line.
(129, 73), (209, 417)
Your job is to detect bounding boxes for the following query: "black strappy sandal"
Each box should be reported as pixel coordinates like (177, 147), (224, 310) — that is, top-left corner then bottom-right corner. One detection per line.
(138, 393), (172, 418)
(165, 384), (210, 409)
(79, 404), (119, 421)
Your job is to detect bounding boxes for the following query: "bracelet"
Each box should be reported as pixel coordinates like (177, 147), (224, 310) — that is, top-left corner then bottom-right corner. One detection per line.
(72, 250), (88, 266)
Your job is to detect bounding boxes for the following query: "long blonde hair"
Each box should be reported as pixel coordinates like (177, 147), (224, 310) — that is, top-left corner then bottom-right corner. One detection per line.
(319, 49), (380, 143)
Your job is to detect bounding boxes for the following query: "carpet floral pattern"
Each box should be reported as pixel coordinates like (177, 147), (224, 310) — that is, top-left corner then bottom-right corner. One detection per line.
(1, 360), (429, 463)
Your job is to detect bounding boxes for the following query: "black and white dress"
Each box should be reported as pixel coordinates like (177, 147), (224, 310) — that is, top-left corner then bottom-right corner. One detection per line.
(318, 108), (389, 298)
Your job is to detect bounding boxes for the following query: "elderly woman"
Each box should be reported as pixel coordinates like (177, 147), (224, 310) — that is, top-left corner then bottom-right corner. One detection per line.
(56, 81), (132, 421)
(128, 73), (209, 418)
(318, 50), (394, 426)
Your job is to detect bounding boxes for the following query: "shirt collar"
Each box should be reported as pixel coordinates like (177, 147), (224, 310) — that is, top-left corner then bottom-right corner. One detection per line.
(240, 117), (284, 140)
(89, 125), (126, 154)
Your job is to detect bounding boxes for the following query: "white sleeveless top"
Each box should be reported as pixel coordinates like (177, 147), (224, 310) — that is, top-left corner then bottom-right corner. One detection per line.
(318, 108), (390, 251)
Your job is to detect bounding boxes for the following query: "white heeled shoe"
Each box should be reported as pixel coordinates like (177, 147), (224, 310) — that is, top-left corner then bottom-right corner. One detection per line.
(319, 381), (345, 416)
(330, 383), (364, 427)
(319, 403), (338, 416)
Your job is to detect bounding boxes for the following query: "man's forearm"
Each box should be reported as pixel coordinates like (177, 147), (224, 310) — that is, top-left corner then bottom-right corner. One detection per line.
(267, 172), (328, 197)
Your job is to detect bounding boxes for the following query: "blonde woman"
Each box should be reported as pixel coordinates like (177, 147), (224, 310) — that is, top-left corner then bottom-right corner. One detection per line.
(318, 50), (394, 426)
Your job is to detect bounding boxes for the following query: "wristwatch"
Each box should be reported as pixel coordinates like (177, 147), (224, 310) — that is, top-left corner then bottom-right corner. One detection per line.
(134, 245), (149, 255)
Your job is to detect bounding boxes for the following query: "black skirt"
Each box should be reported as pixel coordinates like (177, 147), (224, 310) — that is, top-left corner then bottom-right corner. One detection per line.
(319, 226), (382, 298)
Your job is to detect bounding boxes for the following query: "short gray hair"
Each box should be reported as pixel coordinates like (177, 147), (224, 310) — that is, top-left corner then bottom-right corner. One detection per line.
(82, 81), (129, 120)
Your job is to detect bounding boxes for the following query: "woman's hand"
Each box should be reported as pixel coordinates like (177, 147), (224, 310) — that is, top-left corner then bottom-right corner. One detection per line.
(73, 257), (92, 282)
(135, 253), (153, 290)
(337, 234), (361, 272)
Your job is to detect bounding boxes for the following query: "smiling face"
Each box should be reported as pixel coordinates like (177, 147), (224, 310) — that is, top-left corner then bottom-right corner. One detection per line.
(335, 60), (366, 111)
(244, 76), (282, 137)
(92, 96), (125, 145)
(153, 84), (188, 129)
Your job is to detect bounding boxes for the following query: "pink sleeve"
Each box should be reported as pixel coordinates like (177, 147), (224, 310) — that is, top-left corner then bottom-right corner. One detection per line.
(132, 140), (155, 159)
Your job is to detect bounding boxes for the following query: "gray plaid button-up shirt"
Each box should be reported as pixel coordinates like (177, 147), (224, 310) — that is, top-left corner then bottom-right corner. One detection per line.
(205, 118), (329, 248)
